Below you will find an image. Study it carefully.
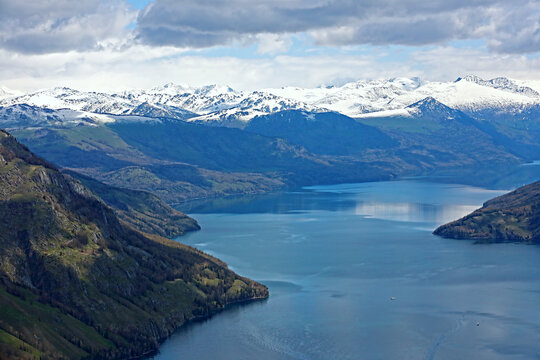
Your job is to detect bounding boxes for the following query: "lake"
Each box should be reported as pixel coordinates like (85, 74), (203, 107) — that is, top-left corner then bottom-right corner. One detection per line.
(152, 180), (540, 360)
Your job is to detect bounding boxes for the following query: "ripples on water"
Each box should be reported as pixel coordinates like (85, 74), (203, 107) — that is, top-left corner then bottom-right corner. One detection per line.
(151, 180), (540, 360)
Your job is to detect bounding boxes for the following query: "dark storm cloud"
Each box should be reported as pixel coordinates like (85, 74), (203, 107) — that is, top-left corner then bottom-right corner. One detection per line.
(135, 0), (540, 53)
(1, 0), (539, 54)
(0, 0), (133, 54)
(482, 1), (540, 54)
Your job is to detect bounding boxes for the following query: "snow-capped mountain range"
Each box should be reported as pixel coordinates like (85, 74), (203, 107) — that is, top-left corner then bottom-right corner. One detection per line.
(0, 103), (173, 128)
(265, 75), (540, 118)
(0, 83), (319, 127)
(1, 75), (540, 127)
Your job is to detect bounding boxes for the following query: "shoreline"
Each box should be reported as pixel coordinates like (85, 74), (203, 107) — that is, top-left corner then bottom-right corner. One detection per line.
(120, 174), (536, 359)
(172, 166), (533, 211)
(139, 294), (269, 360)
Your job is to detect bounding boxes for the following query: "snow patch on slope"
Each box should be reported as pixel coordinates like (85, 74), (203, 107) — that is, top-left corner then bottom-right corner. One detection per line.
(356, 108), (412, 119)
(0, 86), (23, 100)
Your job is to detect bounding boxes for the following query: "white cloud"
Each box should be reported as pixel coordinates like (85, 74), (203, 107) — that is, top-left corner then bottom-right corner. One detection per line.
(134, 0), (540, 54)
(256, 34), (293, 55)
(412, 47), (540, 81)
(2, 44), (540, 93)
(0, 0), (135, 54)
(2, 0), (540, 93)
(2, 0), (540, 58)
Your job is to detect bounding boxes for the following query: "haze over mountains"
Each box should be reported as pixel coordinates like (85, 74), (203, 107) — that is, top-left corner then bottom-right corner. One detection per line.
(0, 75), (538, 204)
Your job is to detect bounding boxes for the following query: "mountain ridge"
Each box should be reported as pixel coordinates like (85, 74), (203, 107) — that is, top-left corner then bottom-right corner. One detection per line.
(0, 129), (268, 359)
(3, 75), (540, 125)
(2, 75), (538, 204)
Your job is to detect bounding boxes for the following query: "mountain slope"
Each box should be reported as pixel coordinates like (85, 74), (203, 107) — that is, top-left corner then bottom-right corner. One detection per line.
(7, 100), (528, 202)
(244, 110), (396, 156)
(104, 120), (399, 188)
(64, 170), (200, 238)
(356, 97), (521, 169)
(9, 124), (288, 203)
(2, 78), (536, 201)
(0, 130), (268, 359)
(434, 181), (540, 243)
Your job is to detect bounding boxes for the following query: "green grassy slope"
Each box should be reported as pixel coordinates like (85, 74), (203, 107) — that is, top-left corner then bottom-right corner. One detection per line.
(0, 130), (268, 359)
(63, 170), (200, 237)
(10, 126), (290, 203)
(11, 122), (398, 203)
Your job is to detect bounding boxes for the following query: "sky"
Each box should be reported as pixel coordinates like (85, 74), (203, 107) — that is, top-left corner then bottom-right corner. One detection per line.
(1, 0), (540, 92)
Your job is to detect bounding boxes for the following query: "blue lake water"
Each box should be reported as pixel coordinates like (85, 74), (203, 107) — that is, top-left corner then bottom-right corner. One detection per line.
(153, 180), (540, 360)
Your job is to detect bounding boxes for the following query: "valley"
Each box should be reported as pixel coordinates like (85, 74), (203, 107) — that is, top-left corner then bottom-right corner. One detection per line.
(0, 75), (539, 359)
(3, 1), (540, 359)
(1, 75), (539, 205)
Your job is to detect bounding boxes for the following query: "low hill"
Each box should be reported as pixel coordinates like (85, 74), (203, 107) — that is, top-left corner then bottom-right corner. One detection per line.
(434, 181), (540, 243)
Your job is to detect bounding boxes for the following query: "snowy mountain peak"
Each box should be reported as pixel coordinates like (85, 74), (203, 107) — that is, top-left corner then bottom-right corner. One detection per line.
(457, 75), (539, 97)
(150, 82), (193, 95)
(194, 84), (238, 96)
(185, 90), (321, 127)
(2, 75), (540, 128)
(0, 104), (119, 128)
(339, 77), (422, 92)
(387, 77), (423, 90)
(147, 83), (238, 97)
(52, 86), (77, 92)
(0, 86), (23, 100)
(407, 96), (445, 109)
(267, 76), (540, 117)
(457, 75), (482, 83)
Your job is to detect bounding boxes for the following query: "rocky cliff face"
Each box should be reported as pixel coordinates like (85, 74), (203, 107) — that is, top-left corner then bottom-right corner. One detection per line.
(434, 181), (540, 243)
(0, 130), (268, 359)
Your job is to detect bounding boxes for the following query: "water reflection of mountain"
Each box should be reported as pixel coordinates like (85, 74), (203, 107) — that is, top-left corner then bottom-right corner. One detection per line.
(354, 201), (478, 224)
(176, 187), (479, 226)
(176, 190), (357, 215)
